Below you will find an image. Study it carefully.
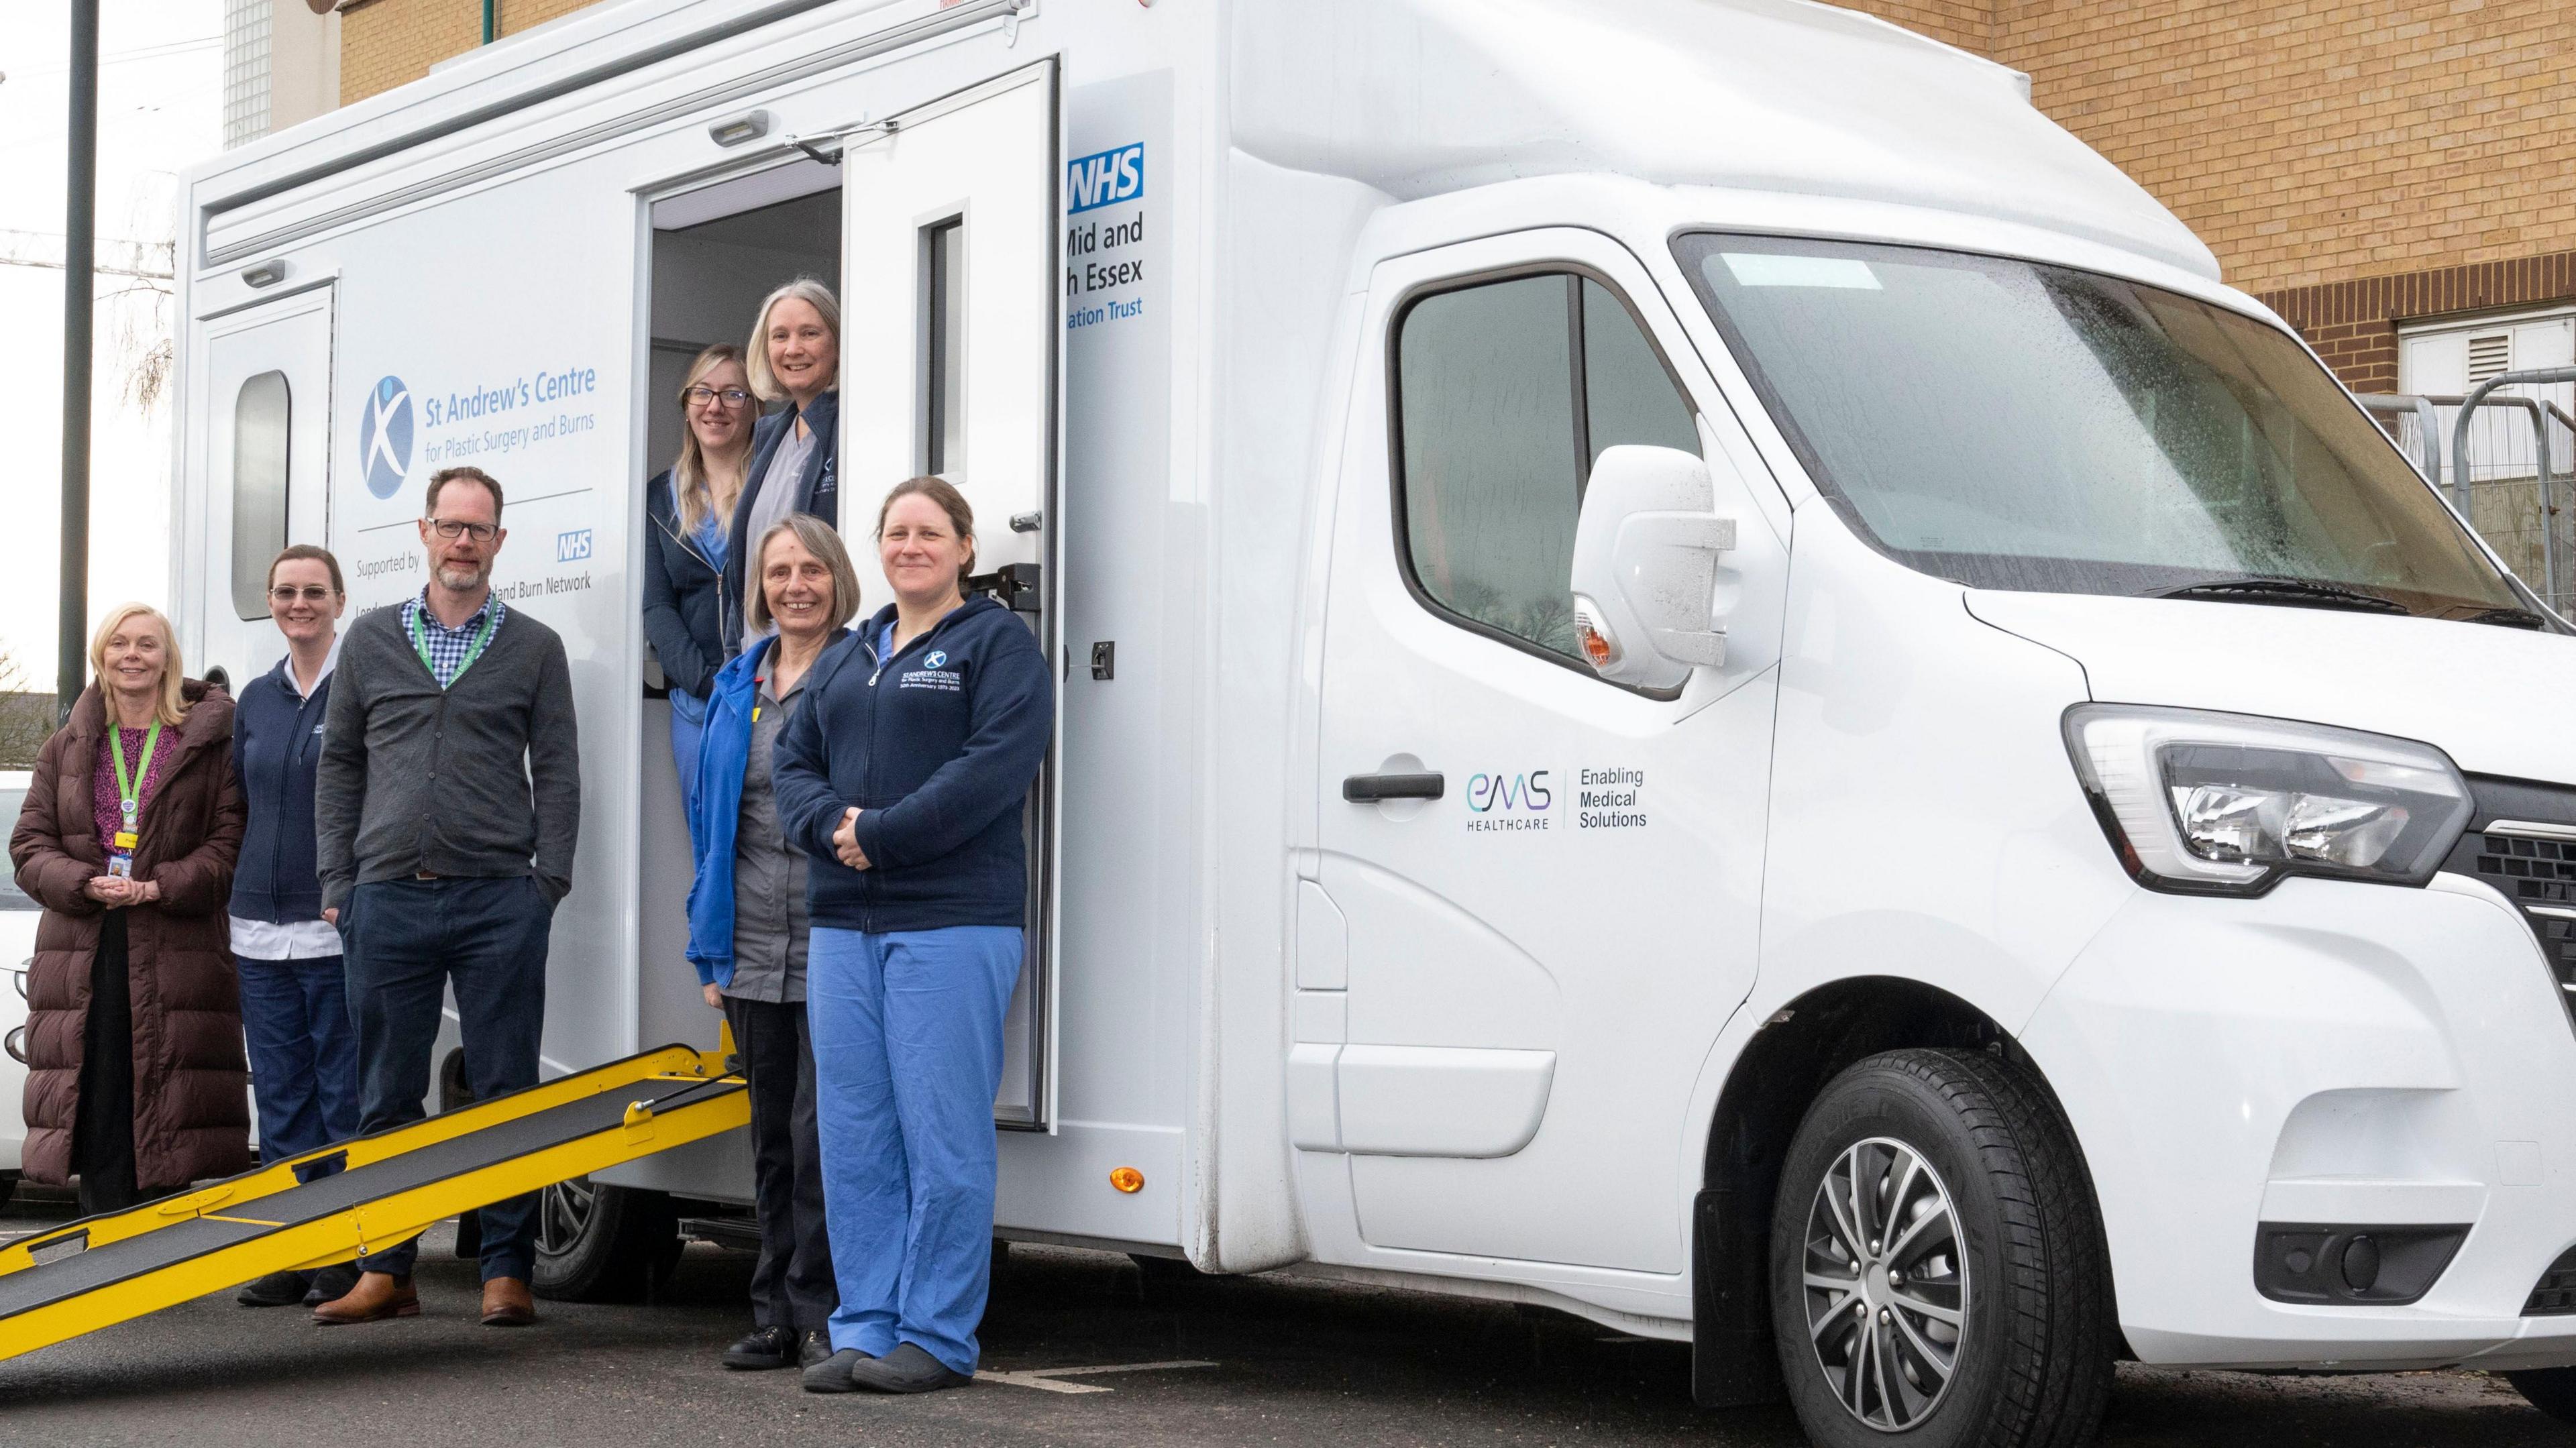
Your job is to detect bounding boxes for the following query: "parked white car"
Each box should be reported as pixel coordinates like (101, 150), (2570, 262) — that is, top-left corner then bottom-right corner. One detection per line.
(1, 770), (36, 1210)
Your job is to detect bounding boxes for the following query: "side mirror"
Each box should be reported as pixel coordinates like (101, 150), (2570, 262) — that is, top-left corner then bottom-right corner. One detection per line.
(1568, 445), (1735, 691)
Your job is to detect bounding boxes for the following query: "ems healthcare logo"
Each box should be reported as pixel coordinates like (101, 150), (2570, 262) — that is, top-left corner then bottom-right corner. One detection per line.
(360, 376), (415, 500)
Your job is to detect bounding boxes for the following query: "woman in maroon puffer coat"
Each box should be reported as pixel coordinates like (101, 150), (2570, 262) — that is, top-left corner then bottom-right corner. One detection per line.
(11, 603), (250, 1214)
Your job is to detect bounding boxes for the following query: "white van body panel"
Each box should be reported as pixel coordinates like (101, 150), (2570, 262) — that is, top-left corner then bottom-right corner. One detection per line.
(1966, 590), (2576, 785)
(164, 0), (2576, 1372)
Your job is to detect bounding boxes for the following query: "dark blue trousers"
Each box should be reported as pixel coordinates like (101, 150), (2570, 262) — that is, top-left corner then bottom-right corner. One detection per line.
(343, 876), (553, 1282)
(235, 954), (361, 1176)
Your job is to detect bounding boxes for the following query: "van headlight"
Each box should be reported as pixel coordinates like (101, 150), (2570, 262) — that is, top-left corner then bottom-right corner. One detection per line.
(2063, 705), (2473, 895)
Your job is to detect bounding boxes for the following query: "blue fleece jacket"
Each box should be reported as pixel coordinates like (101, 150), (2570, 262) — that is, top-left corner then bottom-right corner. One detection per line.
(771, 597), (1053, 934)
(682, 630), (848, 987)
(229, 656), (333, 922)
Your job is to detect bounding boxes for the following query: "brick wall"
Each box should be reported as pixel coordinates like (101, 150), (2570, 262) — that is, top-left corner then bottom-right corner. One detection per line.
(340, 0), (605, 107)
(2258, 249), (2576, 391)
(1984, 0), (2576, 298)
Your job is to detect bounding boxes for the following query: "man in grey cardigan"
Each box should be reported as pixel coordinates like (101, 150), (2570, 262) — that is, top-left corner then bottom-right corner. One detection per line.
(312, 465), (580, 1329)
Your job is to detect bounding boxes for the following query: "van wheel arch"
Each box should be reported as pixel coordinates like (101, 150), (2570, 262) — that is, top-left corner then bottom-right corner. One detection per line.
(1690, 977), (2109, 1409)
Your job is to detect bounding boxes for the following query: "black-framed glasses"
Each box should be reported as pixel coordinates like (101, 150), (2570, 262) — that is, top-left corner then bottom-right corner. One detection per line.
(425, 518), (499, 541)
(268, 584), (335, 603)
(685, 386), (752, 408)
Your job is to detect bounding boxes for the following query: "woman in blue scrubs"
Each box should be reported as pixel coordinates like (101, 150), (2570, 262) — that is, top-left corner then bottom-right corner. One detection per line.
(771, 476), (1051, 1394)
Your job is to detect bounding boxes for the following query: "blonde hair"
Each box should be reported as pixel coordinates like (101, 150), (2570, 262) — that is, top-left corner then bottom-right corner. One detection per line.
(672, 343), (748, 537)
(89, 603), (189, 727)
(745, 514), (864, 638)
(745, 278), (842, 404)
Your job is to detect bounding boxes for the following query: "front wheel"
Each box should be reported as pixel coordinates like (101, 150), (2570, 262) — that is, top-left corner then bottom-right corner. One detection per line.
(1770, 1048), (2113, 1448)
(530, 1176), (681, 1302)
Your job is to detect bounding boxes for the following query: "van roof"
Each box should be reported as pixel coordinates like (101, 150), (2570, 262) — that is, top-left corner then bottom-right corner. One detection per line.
(1230, 0), (2217, 282)
(195, 0), (2215, 285)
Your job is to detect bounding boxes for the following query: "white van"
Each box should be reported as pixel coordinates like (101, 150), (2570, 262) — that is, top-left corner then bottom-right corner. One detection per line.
(168, 0), (2576, 1441)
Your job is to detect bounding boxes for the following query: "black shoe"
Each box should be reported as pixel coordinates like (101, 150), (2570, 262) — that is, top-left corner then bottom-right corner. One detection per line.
(802, 1347), (866, 1393)
(847, 1342), (973, 1394)
(235, 1269), (314, 1307)
(799, 1329), (833, 1369)
(723, 1325), (798, 1370)
(301, 1262), (361, 1306)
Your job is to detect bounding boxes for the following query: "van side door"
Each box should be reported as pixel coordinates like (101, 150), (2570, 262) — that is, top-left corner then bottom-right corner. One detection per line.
(1299, 228), (1789, 1275)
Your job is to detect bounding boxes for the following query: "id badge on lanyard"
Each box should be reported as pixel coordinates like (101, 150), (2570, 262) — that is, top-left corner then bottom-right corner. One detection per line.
(109, 718), (161, 879)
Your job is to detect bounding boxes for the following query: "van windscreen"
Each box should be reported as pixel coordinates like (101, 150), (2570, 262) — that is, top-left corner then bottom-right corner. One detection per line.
(1673, 234), (2526, 620)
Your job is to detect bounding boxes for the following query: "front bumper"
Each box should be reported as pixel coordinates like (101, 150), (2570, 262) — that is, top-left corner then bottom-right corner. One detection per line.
(2022, 870), (2576, 1371)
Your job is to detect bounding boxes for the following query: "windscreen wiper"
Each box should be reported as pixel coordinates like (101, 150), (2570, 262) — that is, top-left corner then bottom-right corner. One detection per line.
(2149, 575), (2411, 614)
(2458, 605), (2552, 630)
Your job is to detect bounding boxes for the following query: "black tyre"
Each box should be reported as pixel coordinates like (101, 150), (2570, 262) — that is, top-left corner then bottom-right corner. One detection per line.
(0, 1172), (16, 1213)
(1770, 1048), (2113, 1448)
(2508, 1367), (2576, 1425)
(530, 1176), (682, 1302)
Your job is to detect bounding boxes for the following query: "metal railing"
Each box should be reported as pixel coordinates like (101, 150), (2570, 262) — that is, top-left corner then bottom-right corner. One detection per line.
(2367, 374), (2576, 616)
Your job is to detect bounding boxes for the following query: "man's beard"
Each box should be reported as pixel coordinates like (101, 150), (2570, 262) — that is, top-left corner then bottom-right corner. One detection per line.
(434, 561), (488, 592)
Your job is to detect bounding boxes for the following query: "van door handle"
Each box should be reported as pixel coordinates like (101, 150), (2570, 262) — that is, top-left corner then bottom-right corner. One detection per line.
(1343, 771), (1444, 803)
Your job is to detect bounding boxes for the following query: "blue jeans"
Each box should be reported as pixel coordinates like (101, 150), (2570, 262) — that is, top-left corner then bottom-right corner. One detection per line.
(343, 876), (554, 1282)
(670, 688), (708, 852)
(808, 925), (1022, 1374)
(235, 954), (361, 1178)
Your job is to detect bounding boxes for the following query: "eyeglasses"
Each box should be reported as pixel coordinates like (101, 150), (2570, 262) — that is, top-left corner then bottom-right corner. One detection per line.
(685, 386), (753, 408)
(268, 585), (336, 603)
(424, 518), (499, 541)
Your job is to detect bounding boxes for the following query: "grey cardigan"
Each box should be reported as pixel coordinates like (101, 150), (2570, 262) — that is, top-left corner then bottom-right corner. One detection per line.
(317, 600), (582, 910)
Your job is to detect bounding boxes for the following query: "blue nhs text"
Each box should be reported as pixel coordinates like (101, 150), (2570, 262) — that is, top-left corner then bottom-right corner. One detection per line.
(1067, 144), (1145, 213)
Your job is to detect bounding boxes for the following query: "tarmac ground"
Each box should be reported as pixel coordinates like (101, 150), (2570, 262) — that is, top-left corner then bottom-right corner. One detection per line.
(0, 1194), (2569, 1447)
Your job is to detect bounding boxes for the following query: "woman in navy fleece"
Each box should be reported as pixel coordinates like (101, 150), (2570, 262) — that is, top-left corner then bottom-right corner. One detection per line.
(770, 475), (1051, 1395)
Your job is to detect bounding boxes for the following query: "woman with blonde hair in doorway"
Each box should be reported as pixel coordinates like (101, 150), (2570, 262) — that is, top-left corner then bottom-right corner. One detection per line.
(644, 342), (757, 838)
(686, 512), (863, 1373)
(718, 278), (842, 657)
(9, 604), (250, 1216)
(773, 477), (1053, 1394)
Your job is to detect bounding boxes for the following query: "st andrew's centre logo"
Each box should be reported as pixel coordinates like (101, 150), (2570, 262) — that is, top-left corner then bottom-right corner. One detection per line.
(360, 376), (415, 500)
(924, 651), (947, 669)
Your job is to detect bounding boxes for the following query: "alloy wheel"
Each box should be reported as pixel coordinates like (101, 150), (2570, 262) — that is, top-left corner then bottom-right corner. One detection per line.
(1800, 1135), (1970, 1431)
(536, 1174), (598, 1258)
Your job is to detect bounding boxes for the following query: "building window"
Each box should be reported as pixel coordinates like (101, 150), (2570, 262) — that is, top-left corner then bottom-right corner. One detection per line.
(1392, 271), (1699, 663)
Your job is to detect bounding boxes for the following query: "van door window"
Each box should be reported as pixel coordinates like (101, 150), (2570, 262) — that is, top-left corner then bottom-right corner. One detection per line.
(230, 370), (292, 620)
(1393, 272), (1699, 663)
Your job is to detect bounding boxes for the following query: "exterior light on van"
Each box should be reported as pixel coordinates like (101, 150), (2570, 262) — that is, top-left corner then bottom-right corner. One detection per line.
(2063, 705), (2473, 895)
(706, 109), (771, 148)
(239, 258), (288, 288)
(1109, 1166), (1144, 1194)
(1572, 594), (1620, 671)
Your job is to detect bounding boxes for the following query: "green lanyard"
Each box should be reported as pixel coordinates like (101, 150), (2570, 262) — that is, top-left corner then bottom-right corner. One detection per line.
(109, 717), (164, 836)
(408, 601), (498, 687)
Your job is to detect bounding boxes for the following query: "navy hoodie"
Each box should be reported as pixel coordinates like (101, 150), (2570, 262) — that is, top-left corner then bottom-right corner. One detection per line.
(229, 655), (333, 922)
(771, 596), (1052, 933)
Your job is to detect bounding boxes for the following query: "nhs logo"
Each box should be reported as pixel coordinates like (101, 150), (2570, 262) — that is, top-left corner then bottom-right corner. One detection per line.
(555, 529), (592, 563)
(1067, 143), (1144, 213)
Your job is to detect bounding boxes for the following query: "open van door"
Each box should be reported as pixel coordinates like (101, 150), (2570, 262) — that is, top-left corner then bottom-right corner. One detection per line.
(183, 286), (335, 693)
(838, 60), (1064, 1127)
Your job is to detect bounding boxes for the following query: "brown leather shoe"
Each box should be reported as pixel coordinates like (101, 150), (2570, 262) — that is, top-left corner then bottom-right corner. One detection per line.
(480, 1276), (537, 1327)
(311, 1271), (418, 1325)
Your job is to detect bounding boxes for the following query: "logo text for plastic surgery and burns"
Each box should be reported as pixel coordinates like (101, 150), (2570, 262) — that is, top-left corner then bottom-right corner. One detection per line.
(1066, 142), (1146, 330)
(419, 364), (602, 466)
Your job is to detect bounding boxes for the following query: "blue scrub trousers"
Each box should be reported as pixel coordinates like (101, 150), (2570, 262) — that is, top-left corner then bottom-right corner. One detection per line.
(808, 925), (1022, 1374)
(235, 954), (362, 1178)
(669, 688), (709, 850)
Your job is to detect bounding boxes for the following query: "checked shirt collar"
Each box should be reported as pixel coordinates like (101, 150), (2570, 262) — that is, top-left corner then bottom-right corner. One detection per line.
(402, 587), (509, 689)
